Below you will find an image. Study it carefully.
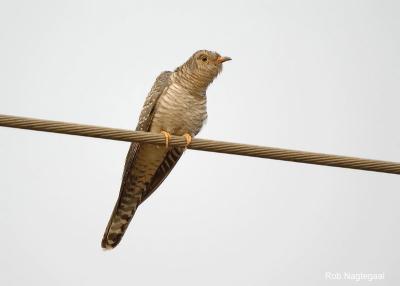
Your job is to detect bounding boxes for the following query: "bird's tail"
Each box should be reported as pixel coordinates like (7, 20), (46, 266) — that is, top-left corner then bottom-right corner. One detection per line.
(101, 143), (182, 249)
(101, 188), (143, 249)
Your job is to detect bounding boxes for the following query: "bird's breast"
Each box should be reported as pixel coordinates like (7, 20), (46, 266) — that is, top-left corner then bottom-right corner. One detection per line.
(151, 82), (207, 136)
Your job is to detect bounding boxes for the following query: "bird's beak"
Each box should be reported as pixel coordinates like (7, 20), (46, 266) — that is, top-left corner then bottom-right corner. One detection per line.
(216, 56), (232, 64)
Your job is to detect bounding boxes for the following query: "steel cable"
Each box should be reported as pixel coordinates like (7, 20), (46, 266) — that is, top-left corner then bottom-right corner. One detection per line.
(0, 114), (399, 175)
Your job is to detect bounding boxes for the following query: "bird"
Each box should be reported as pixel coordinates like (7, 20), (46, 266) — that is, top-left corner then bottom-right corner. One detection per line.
(101, 50), (231, 249)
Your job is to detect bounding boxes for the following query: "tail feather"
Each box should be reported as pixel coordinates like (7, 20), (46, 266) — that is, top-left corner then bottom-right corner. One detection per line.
(101, 191), (143, 249)
(101, 144), (184, 249)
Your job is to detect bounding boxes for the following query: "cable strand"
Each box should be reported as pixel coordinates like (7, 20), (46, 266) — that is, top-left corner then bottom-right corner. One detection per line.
(0, 114), (399, 175)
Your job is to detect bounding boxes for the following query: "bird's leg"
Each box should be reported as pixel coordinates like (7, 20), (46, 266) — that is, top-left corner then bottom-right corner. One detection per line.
(182, 133), (192, 148)
(160, 131), (172, 148)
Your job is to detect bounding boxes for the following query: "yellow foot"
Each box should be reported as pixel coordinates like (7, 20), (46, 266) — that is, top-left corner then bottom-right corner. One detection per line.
(182, 133), (192, 148)
(161, 131), (172, 148)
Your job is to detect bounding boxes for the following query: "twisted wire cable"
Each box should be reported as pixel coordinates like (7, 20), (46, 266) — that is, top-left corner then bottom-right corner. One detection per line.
(0, 114), (399, 175)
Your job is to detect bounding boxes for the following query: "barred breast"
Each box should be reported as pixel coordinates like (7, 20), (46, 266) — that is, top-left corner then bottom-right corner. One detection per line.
(150, 78), (207, 136)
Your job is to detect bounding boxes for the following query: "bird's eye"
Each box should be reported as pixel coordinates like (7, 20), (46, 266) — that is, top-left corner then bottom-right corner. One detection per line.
(201, 56), (207, 62)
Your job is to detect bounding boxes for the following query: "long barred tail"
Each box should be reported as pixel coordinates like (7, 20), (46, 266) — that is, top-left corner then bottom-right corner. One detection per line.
(101, 184), (144, 249)
(101, 144), (165, 249)
(101, 143), (181, 249)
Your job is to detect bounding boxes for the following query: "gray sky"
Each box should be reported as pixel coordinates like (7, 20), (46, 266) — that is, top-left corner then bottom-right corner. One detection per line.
(1, 0), (399, 285)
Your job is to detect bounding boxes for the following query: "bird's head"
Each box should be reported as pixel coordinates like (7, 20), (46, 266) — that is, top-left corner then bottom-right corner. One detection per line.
(190, 50), (231, 75)
(175, 50), (231, 90)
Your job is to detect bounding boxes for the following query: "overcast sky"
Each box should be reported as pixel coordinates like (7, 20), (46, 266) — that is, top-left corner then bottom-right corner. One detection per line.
(1, 1), (399, 285)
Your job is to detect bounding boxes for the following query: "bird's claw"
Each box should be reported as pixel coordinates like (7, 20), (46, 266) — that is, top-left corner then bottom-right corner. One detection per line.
(183, 133), (192, 148)
(161, 131), (172, 148)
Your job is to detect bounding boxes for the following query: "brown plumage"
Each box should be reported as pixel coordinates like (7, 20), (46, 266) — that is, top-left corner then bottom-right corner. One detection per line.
(101, 50), (231, 249)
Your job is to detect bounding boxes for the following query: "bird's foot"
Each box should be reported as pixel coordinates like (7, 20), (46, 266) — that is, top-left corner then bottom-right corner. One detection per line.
(182, 133), (192, 148)
(161, 131), (172, 148)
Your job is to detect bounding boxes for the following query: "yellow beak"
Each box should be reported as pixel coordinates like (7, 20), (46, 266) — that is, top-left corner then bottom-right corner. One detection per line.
(216, 56), (232, 64)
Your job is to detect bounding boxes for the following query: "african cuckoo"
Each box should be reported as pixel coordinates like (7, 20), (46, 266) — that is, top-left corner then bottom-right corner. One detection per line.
(102, 50), (231, 249)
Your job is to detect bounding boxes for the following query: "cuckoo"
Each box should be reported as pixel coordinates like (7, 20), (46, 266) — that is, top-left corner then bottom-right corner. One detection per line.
(102, 50), (231, 249)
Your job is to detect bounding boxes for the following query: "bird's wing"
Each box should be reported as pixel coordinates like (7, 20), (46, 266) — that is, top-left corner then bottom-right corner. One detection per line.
(102, 71), (184, 249)
(122, 71), (172, 179)
(141, 146), (184, 203)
